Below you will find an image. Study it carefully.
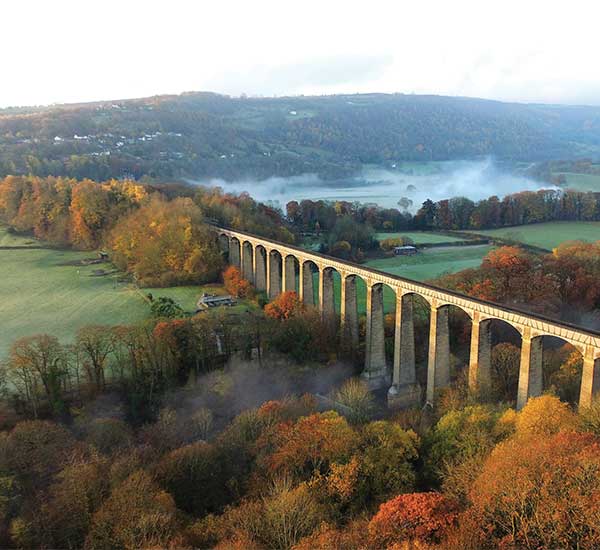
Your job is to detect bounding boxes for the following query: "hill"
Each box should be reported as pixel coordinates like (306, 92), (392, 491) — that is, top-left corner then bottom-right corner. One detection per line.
(2, 92), (600, 181)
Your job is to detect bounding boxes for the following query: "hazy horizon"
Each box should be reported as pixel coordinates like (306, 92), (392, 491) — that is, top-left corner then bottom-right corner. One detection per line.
(3, 0), (600, 108)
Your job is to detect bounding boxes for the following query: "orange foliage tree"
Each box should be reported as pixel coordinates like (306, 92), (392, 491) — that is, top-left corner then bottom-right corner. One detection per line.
(368, 492), (459, 548)
(467, 431), (600, 549)
(264, 291), (304, 320)
(265, 411), (358, 477)
(222, 266), (254, 298)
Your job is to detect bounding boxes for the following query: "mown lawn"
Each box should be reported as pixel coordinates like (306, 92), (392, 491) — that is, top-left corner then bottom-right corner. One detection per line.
(463, 222), (600, 250)
(374, 232), (464, 244)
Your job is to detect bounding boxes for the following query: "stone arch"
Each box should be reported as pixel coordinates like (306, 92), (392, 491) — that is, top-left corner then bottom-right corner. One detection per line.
(400, 292), (432, 392)
(241, 241), (254, 283)
(254, 245), (267, 292)
(436, 303), (473, 386)
(229, 237), (241, 268)
(268, 249), (283, 299)
(283, 254), (299, 293)
(300, 260), (319, 306)
(525, 335), (585, 407)
(471, 318), (522, 405)
(218, 233), (229, 254)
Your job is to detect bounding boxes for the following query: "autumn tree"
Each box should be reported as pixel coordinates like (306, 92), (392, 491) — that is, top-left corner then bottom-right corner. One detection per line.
(267, 411), (358, 478)
(359, 420), (419, 503)
(76, 325), (115, 393)
(223, 265), (254, 298)
(84, 470), (180, 550)
(109, 196), (223, 287)
(467, 431), (600, 549)
(264, 291), (304, 321)
(368, 492), (459, 548)
(7, 335), (69, 417)
(155, 441), (230, 516)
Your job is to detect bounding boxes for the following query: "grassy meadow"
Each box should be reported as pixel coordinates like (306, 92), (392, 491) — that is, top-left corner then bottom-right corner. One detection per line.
(463, 221), (600, 250)
(374, 232), (463, 244)
(308, 244), (493, 314)
(0, 227), (254, 359)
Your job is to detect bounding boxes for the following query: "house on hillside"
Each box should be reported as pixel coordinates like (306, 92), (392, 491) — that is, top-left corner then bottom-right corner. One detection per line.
(393, 245), (417, 256)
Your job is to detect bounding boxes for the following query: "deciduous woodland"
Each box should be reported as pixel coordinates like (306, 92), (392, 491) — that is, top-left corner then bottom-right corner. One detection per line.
(2, 93), (600, 181)
(2, 175), (600, 548)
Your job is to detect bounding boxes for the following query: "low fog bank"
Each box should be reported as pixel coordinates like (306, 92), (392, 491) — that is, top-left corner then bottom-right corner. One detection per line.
(162, 356), (355, 430)
(195, 158), (553, 212)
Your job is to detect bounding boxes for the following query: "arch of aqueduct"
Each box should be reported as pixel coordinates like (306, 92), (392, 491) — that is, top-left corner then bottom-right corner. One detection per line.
(214, 226), (600, 410)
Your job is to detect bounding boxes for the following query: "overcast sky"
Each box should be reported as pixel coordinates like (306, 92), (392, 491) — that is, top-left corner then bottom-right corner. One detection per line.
(2, 0), (600, 108)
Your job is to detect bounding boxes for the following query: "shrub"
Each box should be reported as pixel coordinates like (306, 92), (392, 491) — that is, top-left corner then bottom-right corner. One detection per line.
(331, 378), (375, 424)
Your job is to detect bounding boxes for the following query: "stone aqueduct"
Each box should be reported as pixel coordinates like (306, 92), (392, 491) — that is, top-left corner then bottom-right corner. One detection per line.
(213, 226), (600, 410)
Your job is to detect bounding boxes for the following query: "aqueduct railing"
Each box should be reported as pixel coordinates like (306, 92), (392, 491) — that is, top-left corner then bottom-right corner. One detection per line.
(214, 226), (600, 409)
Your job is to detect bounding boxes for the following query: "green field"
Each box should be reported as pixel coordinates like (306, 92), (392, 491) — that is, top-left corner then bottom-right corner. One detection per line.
(310, 245), (493, 314)
(463, 222), (600, 250)
(557, 172), (600, 192)
(0, 228), (251, 359)
(374, 232), (464, 244)
(365, 245), (493, 281)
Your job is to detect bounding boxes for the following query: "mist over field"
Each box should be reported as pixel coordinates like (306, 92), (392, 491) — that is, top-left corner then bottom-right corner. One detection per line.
(202, 158), (552, 211)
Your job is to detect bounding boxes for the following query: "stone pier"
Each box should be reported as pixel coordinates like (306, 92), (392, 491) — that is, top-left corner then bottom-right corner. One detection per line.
(389, 293), (421, 408)
(283, 255), (296, 292)
(517, 330), (543, 410)
(242, 243), (254, 283)
(426, 303), (450, 403)
(580, 345), (600, 408)
(230, 239), (241, 268)
(268, 251), (281, 299)
(363, 283), (389, 388)
(254, 247), (266, 291)
(341, 275), (359, 347)
(301, 262), (315, 305)
(320, 268), (336, 319)
(468, 315), (492, 394)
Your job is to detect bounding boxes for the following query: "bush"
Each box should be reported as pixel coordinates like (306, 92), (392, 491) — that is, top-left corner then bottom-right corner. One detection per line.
(150, 296), (184, 319)
(331, 378), (375, 424)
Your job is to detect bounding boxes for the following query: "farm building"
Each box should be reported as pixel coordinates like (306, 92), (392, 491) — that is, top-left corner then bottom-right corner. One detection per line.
(196, 293), (236, 311)
(393, 245), (418, 256)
